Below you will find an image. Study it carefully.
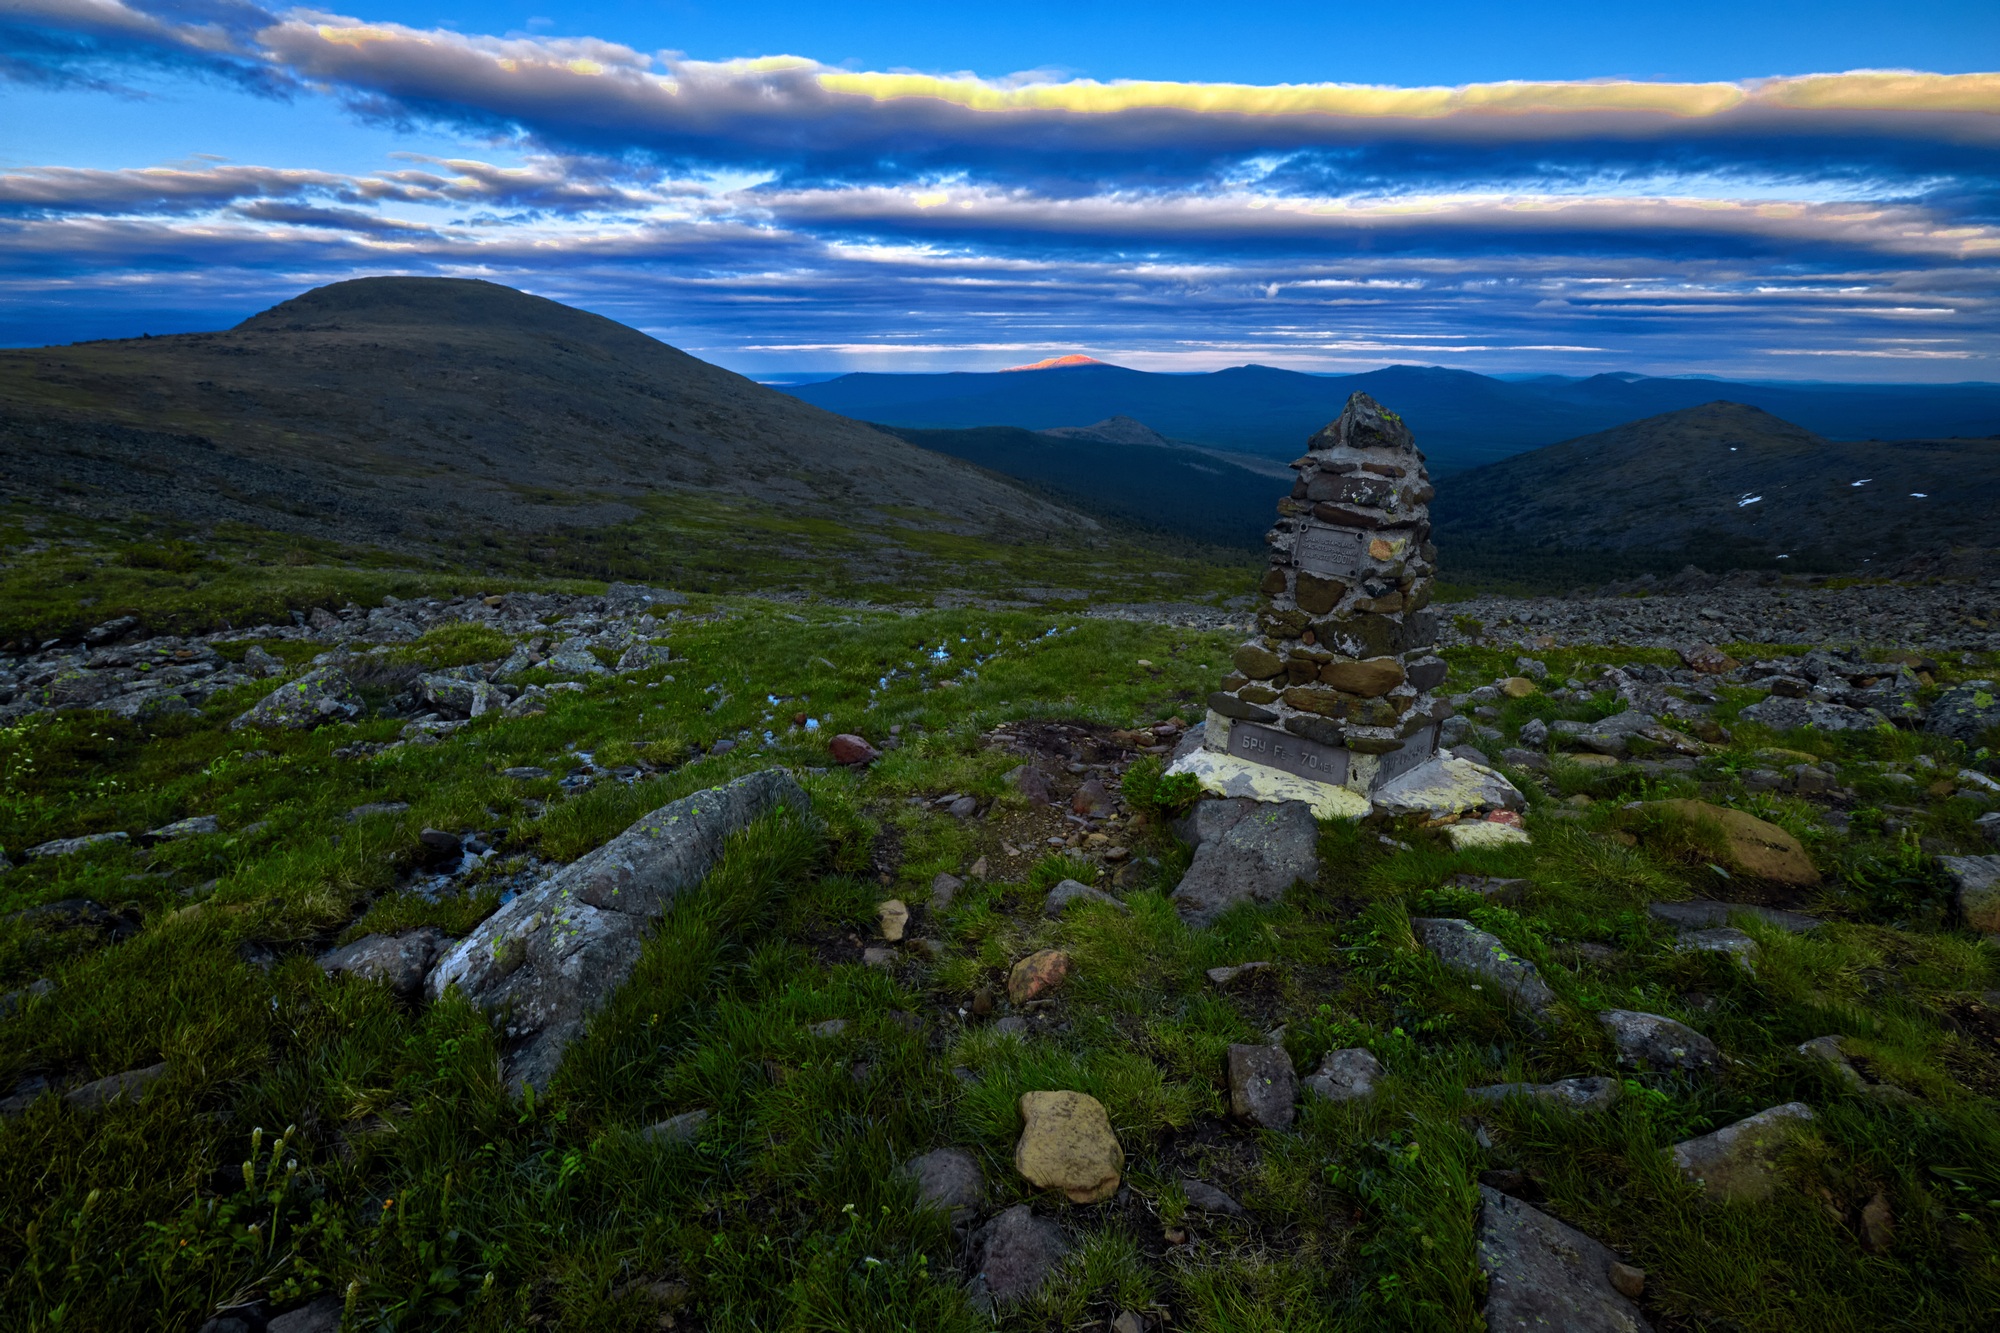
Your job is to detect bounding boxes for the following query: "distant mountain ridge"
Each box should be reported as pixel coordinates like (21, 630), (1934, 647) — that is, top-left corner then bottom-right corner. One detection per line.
(786, 361), (2000, 472)
(1429, 400), (2000, 583)
(883, 420), (1281, 550)
(0, 278), (1088, 551)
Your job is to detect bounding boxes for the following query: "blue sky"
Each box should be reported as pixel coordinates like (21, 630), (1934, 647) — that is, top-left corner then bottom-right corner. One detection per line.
(3, 1), (1998, 379)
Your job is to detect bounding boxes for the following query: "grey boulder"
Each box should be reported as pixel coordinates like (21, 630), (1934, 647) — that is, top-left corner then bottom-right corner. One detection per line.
(1304, 1047), (1382, 1102)
(543, 645), (607, 678)
(231, 666), (364, 730)
(1941, 855), (2000, 934)
(1796, 1036), (1867, 1091)
(640, 1109), (710, 1144)
(1599, 1010), (1721, 1071)
(1181, 1177), (1246, 1217)
(147, 815), (219, 840)
(1044, 878), (1127, 916)
(902, 1146), (986, 1222)
(318, 928), (449, 1001)
(1468, 1076), (1621, 1112)
(267, 1296), (343, 1333)
(1674, 927), (1760, 972)
(417, 674), (502, 718)
(1924, 679), (2000, 745)
(64, 1062), (169, 1113)
(25, 832), (129, 860)
(1739, 697), (1879, 732)
(1669, 1103), (1814, 1202)
(616, 643), (673, 673)
(242, 645), (286, 677)
(1646, 900), (1818, 934)
(0, 977), (54, 1019)
(427, 769), (811, 1091)
(1170, 798), (1319, 925)
(968, 1205), (1070, 1312)
(1412, 917), (1557, 1016)
(1477, 1185), (1652, 1332)
(1226, 1043), (1296, 1129)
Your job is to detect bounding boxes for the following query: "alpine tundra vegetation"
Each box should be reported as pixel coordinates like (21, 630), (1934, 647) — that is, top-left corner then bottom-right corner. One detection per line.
(2, 392), (1999, 1329)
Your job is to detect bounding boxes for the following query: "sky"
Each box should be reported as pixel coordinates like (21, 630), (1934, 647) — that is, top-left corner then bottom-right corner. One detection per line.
(2, 2), (1998, 378)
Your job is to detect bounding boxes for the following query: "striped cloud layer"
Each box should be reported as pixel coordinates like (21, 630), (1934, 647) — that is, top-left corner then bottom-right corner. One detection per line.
(1, 1), (1996, 373)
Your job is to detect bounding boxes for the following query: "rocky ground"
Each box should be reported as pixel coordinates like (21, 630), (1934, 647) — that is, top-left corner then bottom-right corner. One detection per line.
(1443, 571), (2000, 655)
(3, 577), (2000, 1331)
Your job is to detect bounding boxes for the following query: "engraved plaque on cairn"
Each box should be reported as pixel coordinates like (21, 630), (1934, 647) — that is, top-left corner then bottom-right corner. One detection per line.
(1199, 391), (1450, 794)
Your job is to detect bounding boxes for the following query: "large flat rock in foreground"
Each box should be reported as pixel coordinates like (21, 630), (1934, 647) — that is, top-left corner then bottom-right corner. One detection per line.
(428, 769), (810, 1091)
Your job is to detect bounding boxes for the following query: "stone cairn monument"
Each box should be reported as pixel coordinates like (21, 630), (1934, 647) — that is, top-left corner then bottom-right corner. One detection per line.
(1171, 391), (1512, 825)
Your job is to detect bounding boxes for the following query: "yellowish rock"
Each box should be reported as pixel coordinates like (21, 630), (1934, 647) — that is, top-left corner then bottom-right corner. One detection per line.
(877, 899), (909, 942)
(1015, 1091), (1123, 1203)
(1320, 656), (1405, 698)
(1756, 747), (1820, 765)
(1445, 821), (1531, 849)
(1642, 799), (1819, 887)
(1567, 753), (1620, 769)
(1499, 677), (1539, 699)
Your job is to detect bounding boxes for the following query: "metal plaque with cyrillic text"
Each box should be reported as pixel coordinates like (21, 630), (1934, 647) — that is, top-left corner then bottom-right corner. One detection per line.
(1227, 722), (1350, 785)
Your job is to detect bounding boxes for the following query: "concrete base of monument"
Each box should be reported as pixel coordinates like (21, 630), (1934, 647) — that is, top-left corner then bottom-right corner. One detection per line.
(1165, 747), (1372, 821)
(1370, 756), (1526, 821)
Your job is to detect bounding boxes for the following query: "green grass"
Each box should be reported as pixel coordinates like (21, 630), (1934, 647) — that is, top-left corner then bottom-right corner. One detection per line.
(0, 487), (1255, 648)
(3, 565), (2000, 1329)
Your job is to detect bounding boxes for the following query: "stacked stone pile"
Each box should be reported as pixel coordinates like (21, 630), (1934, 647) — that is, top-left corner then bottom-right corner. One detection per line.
(1206, 392), (1450, 786)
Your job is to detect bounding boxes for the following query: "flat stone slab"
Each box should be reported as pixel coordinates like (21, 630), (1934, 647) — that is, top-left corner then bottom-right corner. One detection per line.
(1477, 1185), (1652, 1332)
(1468, 1076), (1621, 1111)
(1372, 755), (1525, 820)
(1167, 744), (1368, 821)
(1670, 1103), (1814, 1202)
(1170, 797), (1321, 925)
(428, 769), (810, 1091)
(1646, 900), (1819, 934)
(1412, 917), (1557, 1015)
